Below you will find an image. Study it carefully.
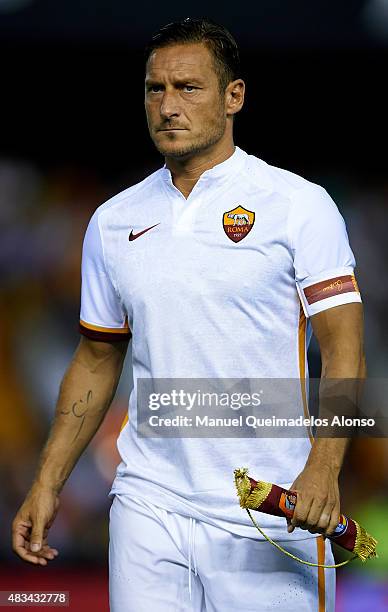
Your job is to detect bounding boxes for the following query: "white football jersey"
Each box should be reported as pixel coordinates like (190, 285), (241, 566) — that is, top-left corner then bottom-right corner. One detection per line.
(79, 147), (361, 539)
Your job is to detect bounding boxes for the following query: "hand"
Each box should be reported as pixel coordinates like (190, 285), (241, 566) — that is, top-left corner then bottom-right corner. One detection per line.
(12, 484), (60, 565)
(286, 463), (340, 537)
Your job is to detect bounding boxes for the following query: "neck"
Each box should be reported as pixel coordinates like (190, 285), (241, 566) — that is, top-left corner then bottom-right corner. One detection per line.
(165, 139), (235, 199)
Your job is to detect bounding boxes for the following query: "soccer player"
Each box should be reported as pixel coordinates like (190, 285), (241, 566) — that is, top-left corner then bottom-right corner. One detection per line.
(12, 18), (365, 612)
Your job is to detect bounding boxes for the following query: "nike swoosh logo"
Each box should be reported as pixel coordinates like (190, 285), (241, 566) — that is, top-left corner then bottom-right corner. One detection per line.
(128, 223), (160, 241)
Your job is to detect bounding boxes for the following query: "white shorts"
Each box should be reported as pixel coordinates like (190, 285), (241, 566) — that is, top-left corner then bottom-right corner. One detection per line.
(109, 494), (335, 612)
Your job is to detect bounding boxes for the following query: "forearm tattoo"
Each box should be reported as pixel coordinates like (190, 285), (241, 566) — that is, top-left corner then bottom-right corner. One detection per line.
(60, 390), (93, 442)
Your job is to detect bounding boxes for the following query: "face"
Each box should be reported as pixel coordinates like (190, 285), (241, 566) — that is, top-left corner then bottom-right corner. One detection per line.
(145, 43), (228, 159)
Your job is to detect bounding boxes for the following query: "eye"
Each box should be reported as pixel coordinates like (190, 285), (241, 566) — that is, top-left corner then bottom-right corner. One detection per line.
(148, 85), (163, 93)
(183, 85), (196, 92)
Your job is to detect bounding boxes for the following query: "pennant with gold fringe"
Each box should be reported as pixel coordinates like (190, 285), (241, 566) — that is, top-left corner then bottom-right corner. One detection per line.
(234, 468), (378, 569)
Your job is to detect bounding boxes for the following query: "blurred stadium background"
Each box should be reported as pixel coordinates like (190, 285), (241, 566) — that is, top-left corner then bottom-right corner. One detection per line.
(0, 1), (387, 610)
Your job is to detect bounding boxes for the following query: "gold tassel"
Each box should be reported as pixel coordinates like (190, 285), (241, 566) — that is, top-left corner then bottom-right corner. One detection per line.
(234, 468), (378, 568)
(234, 468), (273, 510)
(353, 520), (378, 562)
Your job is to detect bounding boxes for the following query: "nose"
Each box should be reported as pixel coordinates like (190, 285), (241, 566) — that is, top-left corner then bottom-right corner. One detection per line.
(160, 90), (181, 120)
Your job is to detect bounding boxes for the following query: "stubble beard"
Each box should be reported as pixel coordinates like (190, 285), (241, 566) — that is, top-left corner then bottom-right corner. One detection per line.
(152, 113), (227, 160)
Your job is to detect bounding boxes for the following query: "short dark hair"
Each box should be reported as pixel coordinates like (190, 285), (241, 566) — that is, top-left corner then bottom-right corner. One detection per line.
(145, 17), (241, 92)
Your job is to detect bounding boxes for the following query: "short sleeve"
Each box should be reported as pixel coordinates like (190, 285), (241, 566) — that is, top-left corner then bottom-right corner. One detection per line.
(79, 211), (131, 342)
(288, 184), (361, 318)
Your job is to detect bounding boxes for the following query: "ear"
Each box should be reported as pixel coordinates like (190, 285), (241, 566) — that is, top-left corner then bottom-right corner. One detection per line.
(225, 79), (245, 116)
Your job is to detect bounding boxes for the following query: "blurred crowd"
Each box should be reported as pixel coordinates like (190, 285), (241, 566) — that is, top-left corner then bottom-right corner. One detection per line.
(0, 156), (387, 590)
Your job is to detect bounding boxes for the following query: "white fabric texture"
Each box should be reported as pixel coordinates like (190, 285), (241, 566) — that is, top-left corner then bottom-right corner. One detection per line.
(79, 147), (361, 538)
(80, 211), (128, 330)
(109, 494), (336, 612)
(287, 183), (361, 316)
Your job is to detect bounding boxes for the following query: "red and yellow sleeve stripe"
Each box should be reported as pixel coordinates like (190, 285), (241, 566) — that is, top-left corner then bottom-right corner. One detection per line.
(79, 319), (132, 342)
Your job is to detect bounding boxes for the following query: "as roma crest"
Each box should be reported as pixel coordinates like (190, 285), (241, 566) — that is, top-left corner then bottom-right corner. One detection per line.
(223, 205), (255, 243)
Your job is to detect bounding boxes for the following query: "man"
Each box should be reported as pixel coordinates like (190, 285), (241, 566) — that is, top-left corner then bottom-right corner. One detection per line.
(12, 17), (365, 612)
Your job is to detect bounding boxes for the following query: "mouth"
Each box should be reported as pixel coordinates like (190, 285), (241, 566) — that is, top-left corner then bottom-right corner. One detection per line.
(158, 128), (186, 132)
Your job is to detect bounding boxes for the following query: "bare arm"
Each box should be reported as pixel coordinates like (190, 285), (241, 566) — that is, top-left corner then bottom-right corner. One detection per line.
(12, 335), (129, 564)
(305, 301), (366, 472)
(288, 302), (366, 535)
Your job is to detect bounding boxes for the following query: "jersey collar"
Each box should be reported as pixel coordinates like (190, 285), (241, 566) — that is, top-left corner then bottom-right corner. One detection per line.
(161, 146), (247, 185)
